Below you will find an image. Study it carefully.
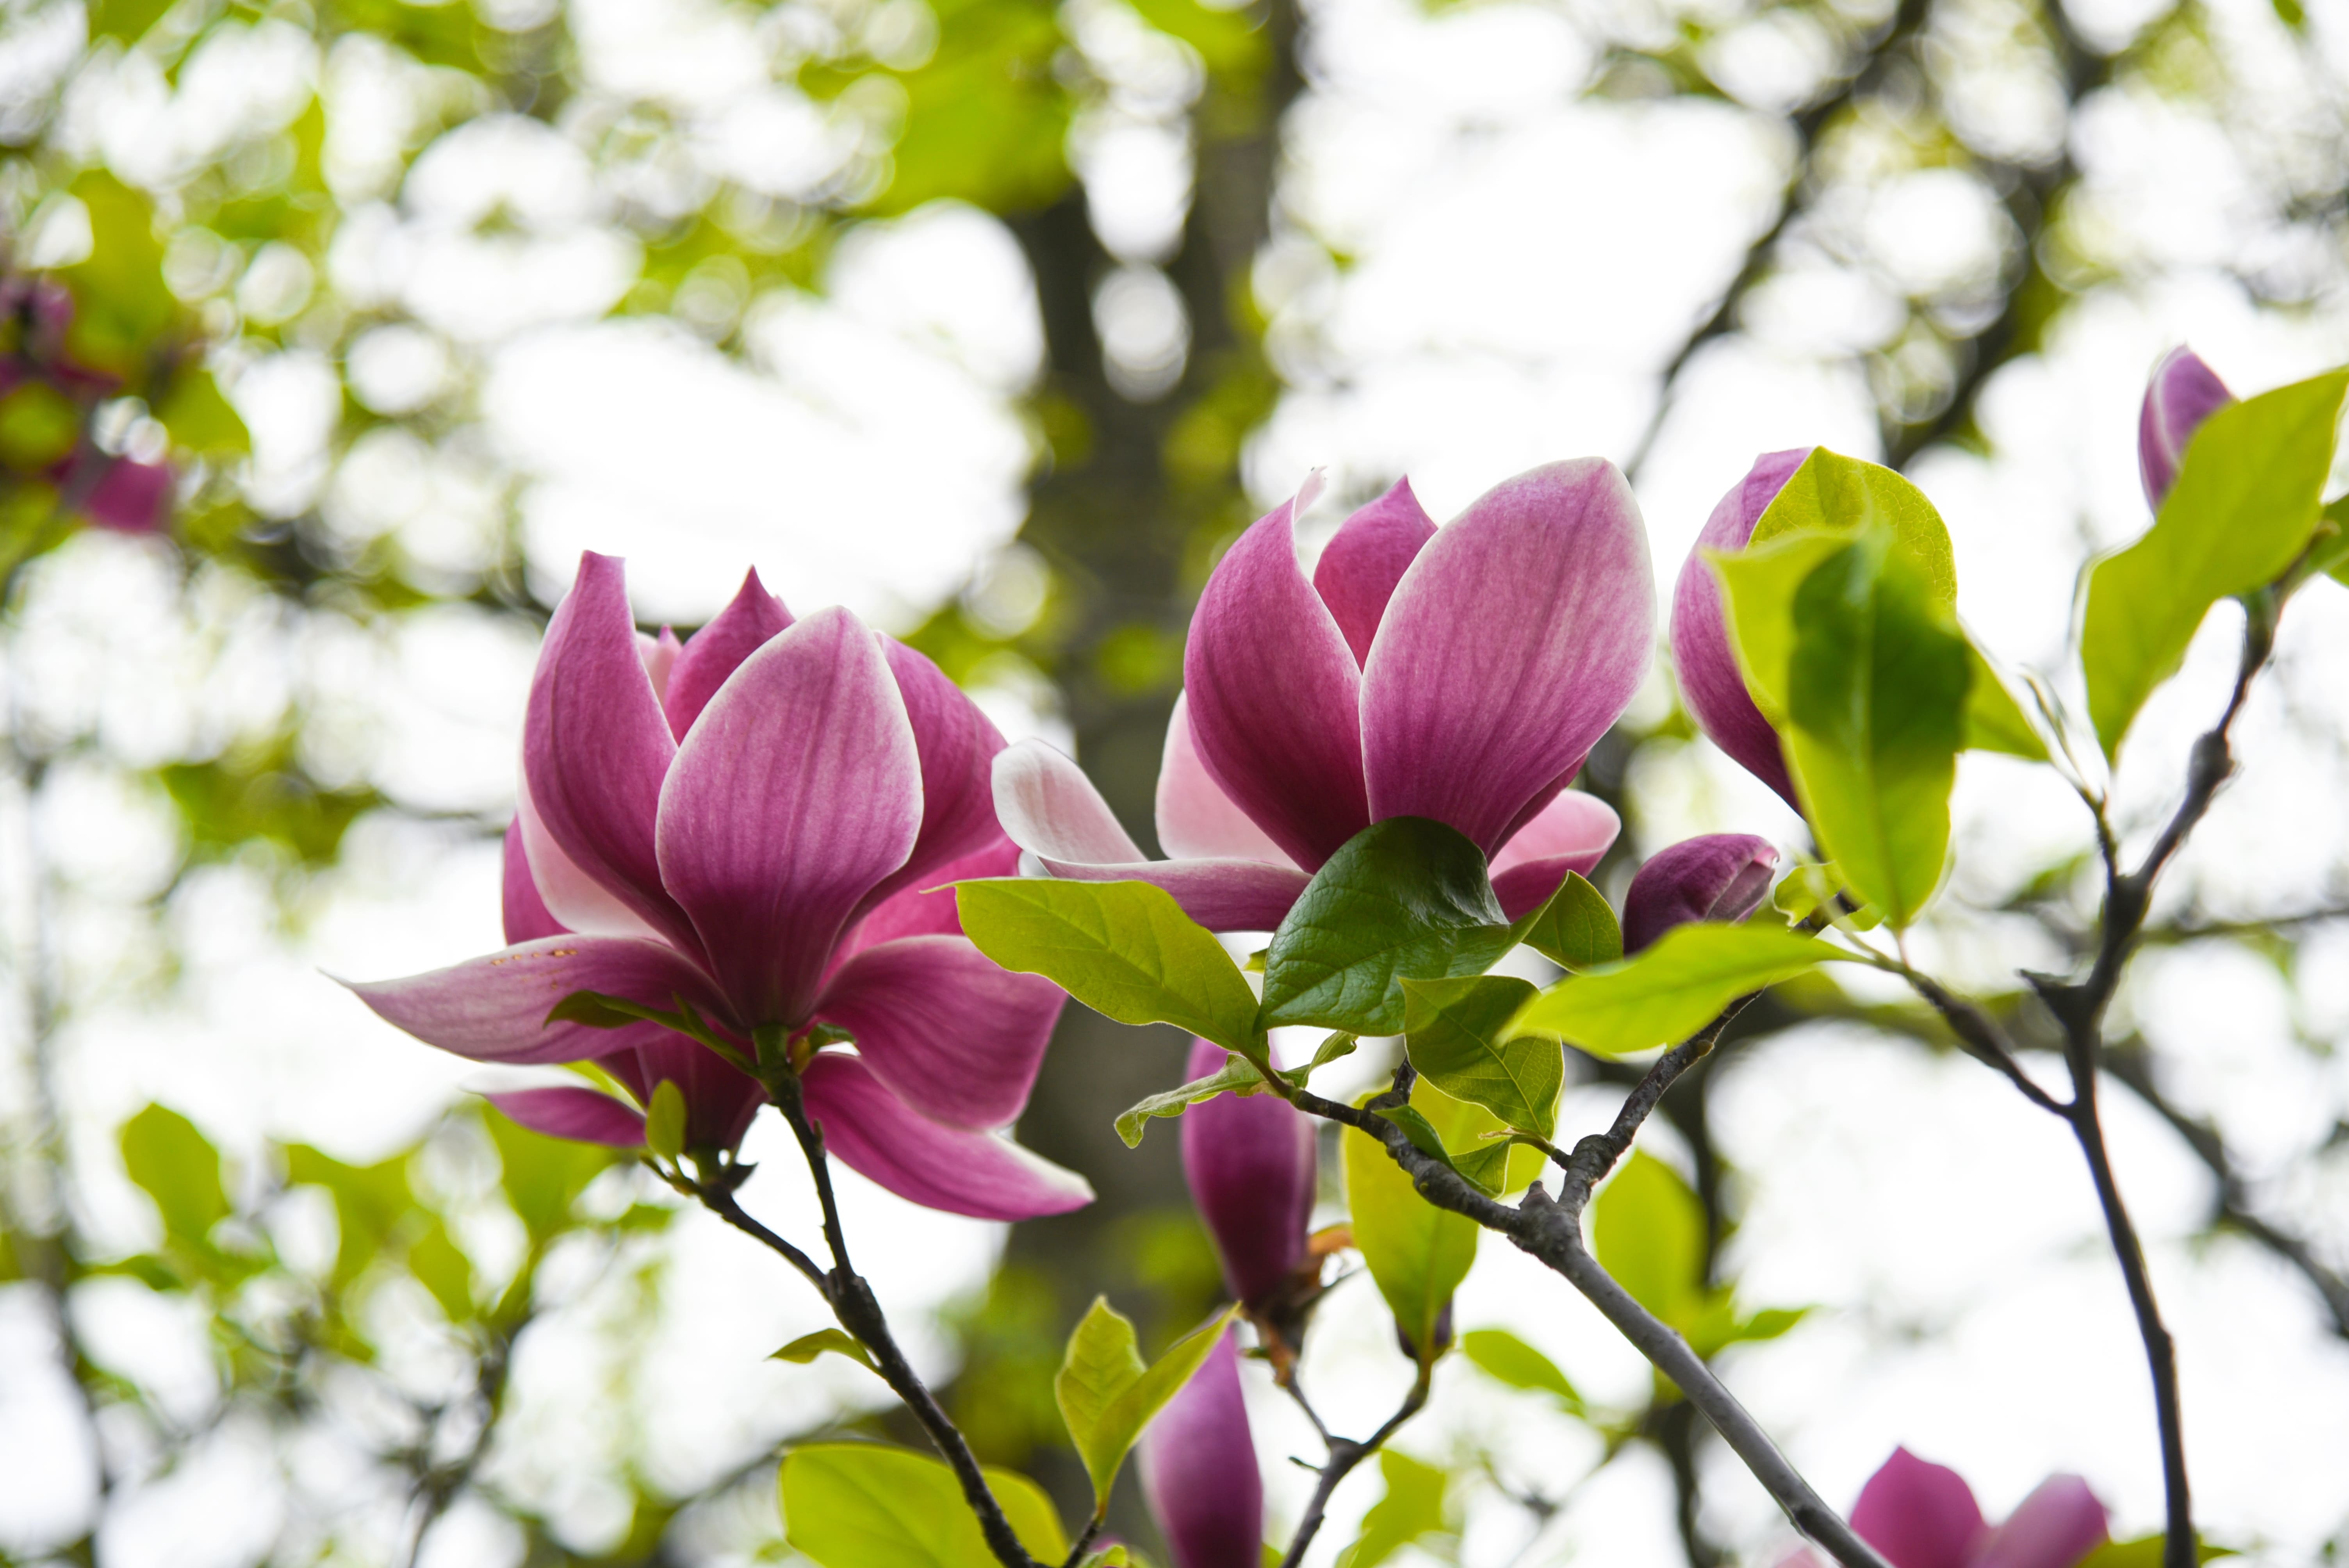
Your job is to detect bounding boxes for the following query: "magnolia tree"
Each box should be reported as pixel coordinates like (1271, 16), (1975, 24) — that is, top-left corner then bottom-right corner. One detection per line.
(351, 347), (2346, 1568)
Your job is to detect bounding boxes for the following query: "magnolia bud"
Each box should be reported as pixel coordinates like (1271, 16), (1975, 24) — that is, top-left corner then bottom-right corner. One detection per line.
(1179, 1038), (1316, 1306)
(1621, 835), (1779, 954)
(1670, 450), (1810, 807)
(1138, 1329), (1262, 1568)
(2137, 347), (2233, 510)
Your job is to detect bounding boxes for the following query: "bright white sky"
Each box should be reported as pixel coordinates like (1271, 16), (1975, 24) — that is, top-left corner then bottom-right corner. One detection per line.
(5, 0), (2349, 1561)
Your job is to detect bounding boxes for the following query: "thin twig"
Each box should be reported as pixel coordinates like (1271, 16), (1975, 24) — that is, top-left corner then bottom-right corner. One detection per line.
(763, 1075), (1043, 1568)
(1275, 1358), (1435, 1568)
(1267, 1047), (1891, 1568)
(1558, 1001), (1752, 1206)
(695, 1181), (827, 1289)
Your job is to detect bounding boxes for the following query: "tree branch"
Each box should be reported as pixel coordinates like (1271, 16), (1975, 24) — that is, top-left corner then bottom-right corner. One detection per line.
(1269, 1047), (1891, 1568)
(1275, 1358), (1434, 1568)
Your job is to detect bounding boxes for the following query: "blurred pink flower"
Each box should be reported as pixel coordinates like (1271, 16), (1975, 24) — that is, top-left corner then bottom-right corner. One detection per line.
(996, 467), (1644, 930)
(351, 555), (1089, 1221)
(1783, 1448), (2108, 1568)
(2137, 347), (2233, 510)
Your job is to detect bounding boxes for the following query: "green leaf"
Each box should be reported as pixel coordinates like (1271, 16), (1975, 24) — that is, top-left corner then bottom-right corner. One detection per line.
(958, 879), (1262, 1054)
(772, 1328), (878, 1372)
(781, 1443), (1069, 1568)
(1114, 1050), (1266, 1147)
(1590, 1152), (1706, 1329)
(1285, 1031), (1360, 1083)
(1344, 1093), (1477, 1358)
(644, 1079), (686, 1161)
(2083, 369), (2349, 761)
(88, 0), (176, 43)
(1460, 1328), (1583, 1414)
(1400, 975), (1561, 1136)
(58, 173), (173, 378)
(1513, 871), (1622, 970)
(1338, 1451), (1453, 1568)
(1749, 447), (1959, 597)
(1710, 529), (1854, 725)
(1783, 533), (1969, 929)
(1960, 638), (2050, 760)
(285, 1143), (413, 1286)
(1054, 1298), (1240, 1508)
(1415, 1076), (1540, 1196)
(2312, 494), (2349, 586)
(0, 384), (81, 474)
(1259, 818), (1515, 1035)
(408, 1217), (474, 1322)
(1510, 924), (1843, 1056)
(120, 1104), (229, 1245)
(2076, 1536), (2236, 1568)
(485, 1109), (619, 1242)
(154, 367), (250, 456)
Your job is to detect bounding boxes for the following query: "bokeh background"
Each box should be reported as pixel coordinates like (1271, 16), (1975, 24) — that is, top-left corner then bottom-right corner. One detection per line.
(3, 0), (2349, 1561)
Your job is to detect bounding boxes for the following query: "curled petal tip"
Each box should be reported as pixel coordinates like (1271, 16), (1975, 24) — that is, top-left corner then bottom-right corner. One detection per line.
(1621, 834), (1779, 954)
(2138, 346), (2234, 510)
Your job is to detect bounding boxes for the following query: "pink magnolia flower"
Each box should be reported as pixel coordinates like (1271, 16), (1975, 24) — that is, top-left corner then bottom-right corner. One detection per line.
(1786, 1448), (2108, 1568)
(1670, 448), (1811, 808)
(1139, 1328), (1263, 1568)
(1620, 834), (1779, 954)
(2138, 347), (2233, 510)
(349, 555), (1090, 1221)
(995, 467), (1646, 930)
(1179, 1037), (1316, 1310)
(83, 454), (173, 534)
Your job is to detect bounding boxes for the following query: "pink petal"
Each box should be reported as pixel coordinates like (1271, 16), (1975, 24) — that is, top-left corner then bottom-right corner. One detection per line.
(1155, 694), (1296, 866)
(501, 818), (565, 944)
(655, 606), (922, 1028)
(995, 739), (1311, 931)
(640, 628), (682, 707)
(1851, 1448), (1989, 1568)
(344, 935), (732, 1064)
(1180, 1038), (1315, 1306)
(1670, 450), (1809, 809)
(1139, 1329), (1262, 1568)
(483, 1085), (646, 1148)
(812, 935), (1062, 1131)
(855, 639), (1010, 918)
(84, 456), (173, 534)
(1620, 834), (1779, 954)
(800, 1054), (1093, 1221)
(1312, 477), (1437, 666)
(598, 1034), (766, 1152)
(1183, 490), (1371, 869)
(1488, 788), (1622, 921)
(994, 739), (1147, 864)
(1362, 460), (1654, 857)
(664, 568), (792, 739)
(1972, 1478), (2107, 1568)
(2138, 347), (2233, 510)
(518, 766), (666, 941)
(523, 554), (698, 948)
(836, 836), (1023, 963)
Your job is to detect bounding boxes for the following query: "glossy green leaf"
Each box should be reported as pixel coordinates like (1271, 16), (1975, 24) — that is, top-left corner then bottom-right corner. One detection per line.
(1783, 533), (1968, 928)
(1510, 923), (1843, 1056)
(1514, 871), (1621, 971)
(772, 1328), (878, 1371)
(120, 1104), (229, 1245)
(958, 878), (1261, 1053)
(781, 1443), (1068, 1568)
(1460, 1328), (1584, 1414)
(644, 1079), (686, 1161)
(1708, 528), (1852, 724)
(1344, 1091), (1477, 1358)
(1961, 638), (2050, 760)
(1114, 1049), (1266, 1148)
(1413, 1078), (1540, 1195)
(1748, 447), (1959, 597)
(1400, 975), (1560, 1136)
(1259, 818), (1515, 1035)
(1590, 1152), (1706, 1327)
(1338, 1451), (1453, 1568)
(2083, 369), (2349, 761)
(1054, 1298), (1239, 1507)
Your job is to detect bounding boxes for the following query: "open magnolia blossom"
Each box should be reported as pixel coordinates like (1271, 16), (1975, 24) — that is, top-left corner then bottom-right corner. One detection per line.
(1784, 1448), (2108, 1568)
(348, 554), (1089, 1222)
(994, 465), (1646, 930)
(1138, 1328), (1263, 1568)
